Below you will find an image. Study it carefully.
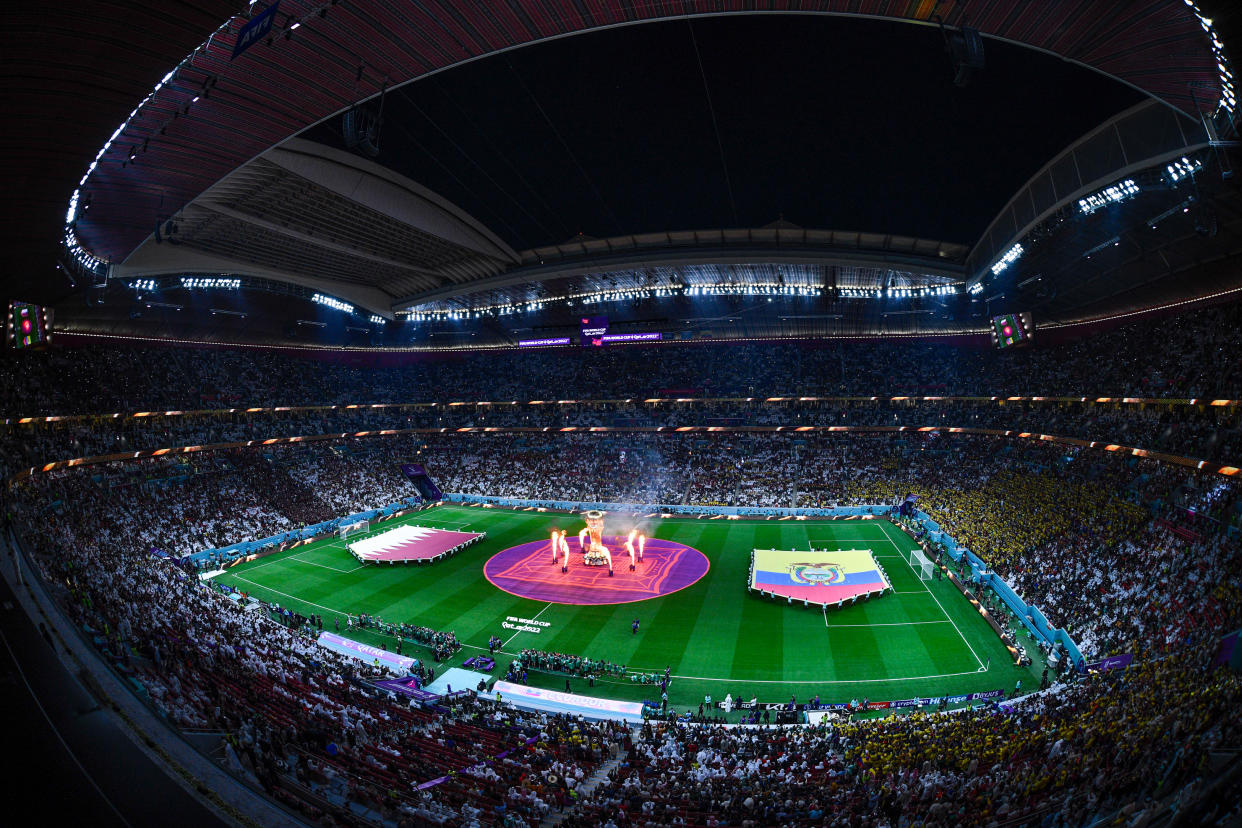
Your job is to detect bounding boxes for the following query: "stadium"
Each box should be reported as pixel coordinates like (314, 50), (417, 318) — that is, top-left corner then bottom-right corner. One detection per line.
(4, 1), (1242, 826)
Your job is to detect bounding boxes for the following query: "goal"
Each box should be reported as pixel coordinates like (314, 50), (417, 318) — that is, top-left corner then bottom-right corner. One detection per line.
(908, 547), (935, 581)
(339, 519), (370, 541)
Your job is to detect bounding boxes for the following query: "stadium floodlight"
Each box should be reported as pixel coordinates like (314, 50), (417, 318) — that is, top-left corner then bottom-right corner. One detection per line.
(908, 548), (934, 581)
(990, 243), (1025, 276)
(312, 293), (354, 314)
(63, 229), (108, 273)
(1077, 179), (1139, 215)
(369, 314), (386, 325)
(181, 276), (240, 289)
(1184, 0), (1235, 114)
(968, 282), (984, 295)
(1166, 157), (1203, 184)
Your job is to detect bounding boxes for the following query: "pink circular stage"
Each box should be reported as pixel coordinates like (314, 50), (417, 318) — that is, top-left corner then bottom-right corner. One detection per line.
(484, 535), (710, 605)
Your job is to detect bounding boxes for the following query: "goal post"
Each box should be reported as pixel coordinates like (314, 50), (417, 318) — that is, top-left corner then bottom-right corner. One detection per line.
(339, 519), (370, 541)
(908, 547), (934, 581)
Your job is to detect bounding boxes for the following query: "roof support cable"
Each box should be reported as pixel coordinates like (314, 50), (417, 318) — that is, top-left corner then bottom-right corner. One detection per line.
(687, 19), (739, 226)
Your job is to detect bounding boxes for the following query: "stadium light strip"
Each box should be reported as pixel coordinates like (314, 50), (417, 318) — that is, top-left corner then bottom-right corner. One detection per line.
(6, 394), (1235, 427)
(1039, 284), (1242, 331)
(54, 327), (994, 357)
(13, 425), (1238, 483)
(1183, 0), (1236, 114)
(55, 283), (1242, 353)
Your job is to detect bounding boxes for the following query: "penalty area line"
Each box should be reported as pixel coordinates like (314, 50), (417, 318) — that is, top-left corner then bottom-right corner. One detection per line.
(876, 520), (987, 671)
(287, 552), (366, 574)
(655, 668), (985, 685)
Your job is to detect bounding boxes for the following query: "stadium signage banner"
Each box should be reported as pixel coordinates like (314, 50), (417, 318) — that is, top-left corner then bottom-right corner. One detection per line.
(597, 332), (662, 344)
(231, 2), (280, 60)
(371, 677), (440, 702)
(1085, 653), (1133, 672)
(518, 337), (571, 347)
(493, 681), (644, 718)
(317, 631), (415, 672)
(735, 688), (1005, 713)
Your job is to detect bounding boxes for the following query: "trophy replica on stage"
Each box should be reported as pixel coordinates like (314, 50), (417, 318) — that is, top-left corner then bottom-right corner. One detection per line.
(578, 510), (614, 575)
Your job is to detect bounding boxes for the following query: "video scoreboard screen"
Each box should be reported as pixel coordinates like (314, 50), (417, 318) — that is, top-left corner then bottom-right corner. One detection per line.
(579, 315), (609, 345)
(7, 301), (52, 349)
(990, 312), (1032, 349)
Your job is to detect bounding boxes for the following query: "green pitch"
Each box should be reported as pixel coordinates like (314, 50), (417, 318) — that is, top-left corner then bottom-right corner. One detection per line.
(216, 504), (1042, 710)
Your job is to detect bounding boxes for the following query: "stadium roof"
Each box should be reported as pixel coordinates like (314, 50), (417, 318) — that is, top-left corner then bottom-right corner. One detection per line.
(5, 1), (1242, 338)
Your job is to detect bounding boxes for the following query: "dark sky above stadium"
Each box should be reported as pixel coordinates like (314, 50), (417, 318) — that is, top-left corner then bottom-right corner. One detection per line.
(306, 14), (1143, 250)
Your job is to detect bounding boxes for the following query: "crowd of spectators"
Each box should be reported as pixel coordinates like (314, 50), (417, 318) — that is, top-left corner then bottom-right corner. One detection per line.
(3, 300), (1242, 826)
(13, 426), (1241, 664)
(3, 394), (1238, 486)
(13, 443), (416, 559)
(11, 473), (632, 826)
(562, 645), (1241, 828)
(4, 302), (1242, 419)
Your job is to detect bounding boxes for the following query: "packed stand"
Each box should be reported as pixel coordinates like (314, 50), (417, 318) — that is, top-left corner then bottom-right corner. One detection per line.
(4, 302), (1242, 420)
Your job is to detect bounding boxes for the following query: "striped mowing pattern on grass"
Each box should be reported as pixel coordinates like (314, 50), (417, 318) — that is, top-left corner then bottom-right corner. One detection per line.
(216, 505), (1041, 707)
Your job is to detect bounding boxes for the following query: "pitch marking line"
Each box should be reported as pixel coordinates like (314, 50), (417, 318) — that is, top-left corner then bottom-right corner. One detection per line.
(229, 555), (295, 575)
(876, 520), (987, 672)
(224, 574), (500, 653)
(824, 618), (952, 628)
(656, 668), (984, 685)
(222, 577), (988, 687)
(288, 552), (366, 574)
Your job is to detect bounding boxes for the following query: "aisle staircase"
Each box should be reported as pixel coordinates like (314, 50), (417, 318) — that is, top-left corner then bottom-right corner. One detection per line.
(539, 754), (625, 828)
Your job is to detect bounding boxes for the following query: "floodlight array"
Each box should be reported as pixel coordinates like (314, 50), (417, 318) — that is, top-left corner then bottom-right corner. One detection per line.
(990, 243), (1025, 276)
(683, 284), (821, 298)
(1077, 180), (1139, 215)
(1184, 1), (1235, 113)
(181, 277), (240, 289)
(1167, 156), (1203, 183)
(584, 288), (676, 303)
(63, 229), (107, 274)
(312, 293), (354, 314)
(886, 285), (958, 298)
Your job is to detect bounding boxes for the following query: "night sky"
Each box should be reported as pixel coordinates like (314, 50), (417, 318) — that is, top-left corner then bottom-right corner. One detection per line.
(305, 14), (1142, 251)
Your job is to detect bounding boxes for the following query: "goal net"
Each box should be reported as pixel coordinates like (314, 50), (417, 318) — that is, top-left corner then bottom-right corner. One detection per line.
(339, 519), (370, 541)
(908, 548), (935, 581)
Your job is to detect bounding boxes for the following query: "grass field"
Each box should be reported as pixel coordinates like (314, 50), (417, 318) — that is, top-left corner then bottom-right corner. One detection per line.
(216, 504), (1043, 711)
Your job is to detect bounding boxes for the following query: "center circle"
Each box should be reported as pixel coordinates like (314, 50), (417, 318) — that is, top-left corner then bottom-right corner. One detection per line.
(484, 535), (710, 605)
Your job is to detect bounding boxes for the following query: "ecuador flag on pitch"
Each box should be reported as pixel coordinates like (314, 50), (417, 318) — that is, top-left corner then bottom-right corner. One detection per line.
(750, 548), (889, 604)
